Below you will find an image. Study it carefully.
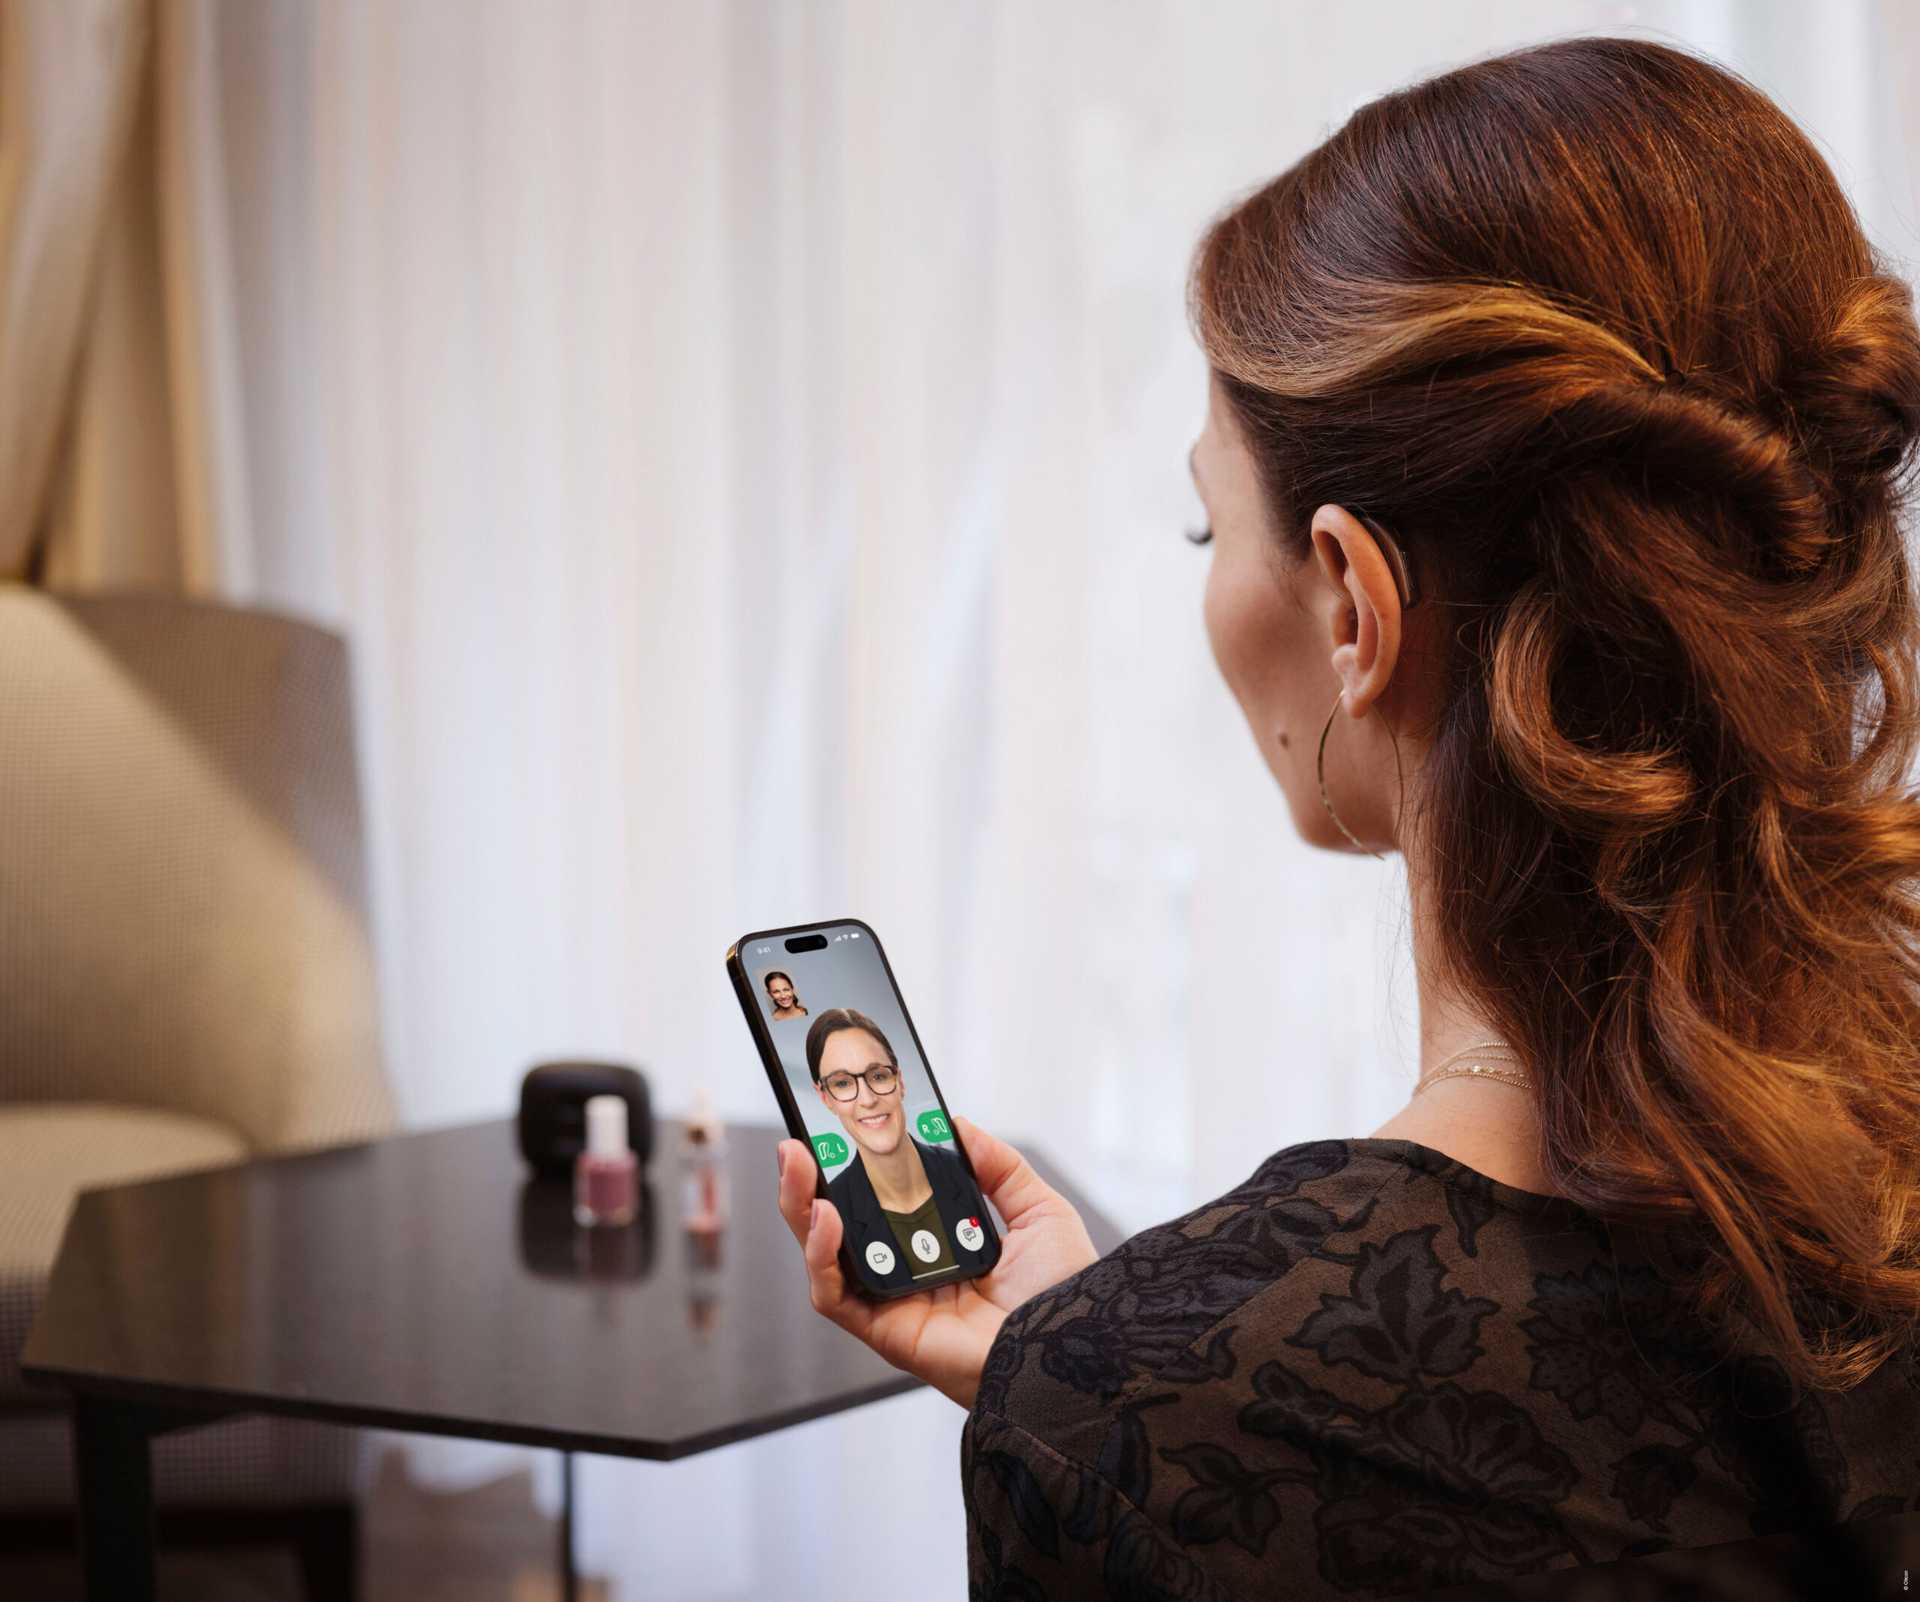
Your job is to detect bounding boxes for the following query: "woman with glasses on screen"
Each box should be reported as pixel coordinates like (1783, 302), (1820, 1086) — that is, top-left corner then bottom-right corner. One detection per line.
(806, 1008), (986, 1290)
(773, 35), (1920, 1599)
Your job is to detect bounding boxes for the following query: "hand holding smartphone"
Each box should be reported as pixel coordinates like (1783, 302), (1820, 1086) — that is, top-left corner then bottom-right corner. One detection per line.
(728, 917), (1001, 1296)
(727, 917), (1102, 1407)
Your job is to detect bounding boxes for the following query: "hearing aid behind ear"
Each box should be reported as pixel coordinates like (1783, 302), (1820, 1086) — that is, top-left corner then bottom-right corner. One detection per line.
(1356, 513), (1420, 610)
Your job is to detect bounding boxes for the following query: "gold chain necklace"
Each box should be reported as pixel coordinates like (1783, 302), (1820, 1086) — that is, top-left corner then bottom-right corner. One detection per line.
(1412, 1037), (1533, 1099)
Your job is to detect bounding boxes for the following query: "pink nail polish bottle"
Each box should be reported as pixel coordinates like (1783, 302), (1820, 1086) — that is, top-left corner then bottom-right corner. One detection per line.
(573, 1094), (638, 1227)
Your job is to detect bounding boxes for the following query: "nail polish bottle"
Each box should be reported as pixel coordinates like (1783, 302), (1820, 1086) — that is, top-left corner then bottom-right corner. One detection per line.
(574, 1094), (638, 1227)
(682, 1090), (728, 1333)
(681, 1088), (729, 1237)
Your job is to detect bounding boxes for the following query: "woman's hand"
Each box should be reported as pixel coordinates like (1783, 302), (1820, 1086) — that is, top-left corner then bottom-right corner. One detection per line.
(774, 1114), (1100, 1410)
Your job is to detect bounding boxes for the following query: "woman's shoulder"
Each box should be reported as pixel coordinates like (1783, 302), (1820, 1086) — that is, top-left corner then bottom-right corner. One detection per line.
(964, 1136), (1919, 1597)
(974, 1138), (1462, 1421)
(964, 1139), (1462, 1595)
(921, 1134), (969, 1171)
(976, 1135), (1618, 1426)
(822, 1150), (866, 1189)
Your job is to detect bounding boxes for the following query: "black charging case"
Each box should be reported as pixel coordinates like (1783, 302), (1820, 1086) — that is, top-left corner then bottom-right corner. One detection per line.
(517, 1059), (654, 1177)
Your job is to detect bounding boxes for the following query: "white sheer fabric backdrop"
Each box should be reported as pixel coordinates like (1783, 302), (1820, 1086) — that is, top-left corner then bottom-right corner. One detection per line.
(208, 2), (1918, 1592)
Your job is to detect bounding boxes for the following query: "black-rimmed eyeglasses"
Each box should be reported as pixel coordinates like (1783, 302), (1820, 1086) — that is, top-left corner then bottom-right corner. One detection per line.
(820, 1065), (900, 1102)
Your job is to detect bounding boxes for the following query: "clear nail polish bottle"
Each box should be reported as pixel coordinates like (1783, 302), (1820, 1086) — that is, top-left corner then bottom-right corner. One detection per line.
(682, 1090), (728, 1333)
(574, 1094), (638, 1227)
(681, 1087), (729, 1236)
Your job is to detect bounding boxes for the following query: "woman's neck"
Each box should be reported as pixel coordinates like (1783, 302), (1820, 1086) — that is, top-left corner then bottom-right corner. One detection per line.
(865, 1136), (931, 1212)
(1405, 856), (1520, 1084)
(1370, 865), (1560, 1197)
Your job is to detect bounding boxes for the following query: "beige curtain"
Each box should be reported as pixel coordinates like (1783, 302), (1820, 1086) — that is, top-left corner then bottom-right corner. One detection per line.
(0, 0), (248, 592)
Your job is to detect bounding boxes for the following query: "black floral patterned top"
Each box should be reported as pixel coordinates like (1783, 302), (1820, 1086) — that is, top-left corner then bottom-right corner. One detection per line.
(961, 1138), (1920, 1599)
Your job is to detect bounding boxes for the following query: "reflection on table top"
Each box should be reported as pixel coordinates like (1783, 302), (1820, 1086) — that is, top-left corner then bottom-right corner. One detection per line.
(21, 1116), (1118, 1459)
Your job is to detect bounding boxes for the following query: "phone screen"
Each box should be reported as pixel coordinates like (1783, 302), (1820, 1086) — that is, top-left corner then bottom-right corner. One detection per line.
(738, 920), (1001, 1296)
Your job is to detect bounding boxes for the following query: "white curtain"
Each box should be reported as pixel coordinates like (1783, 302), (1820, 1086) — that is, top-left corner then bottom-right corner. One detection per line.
(198, 2), (1917, 1592)
(216, 0), (1920, 1223)
(0, 0), (253, 589)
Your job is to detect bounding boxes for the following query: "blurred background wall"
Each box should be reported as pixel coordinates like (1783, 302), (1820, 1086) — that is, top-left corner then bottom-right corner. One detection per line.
(203, 0), (1920, 1224)
(17, 2), (1917, 1593)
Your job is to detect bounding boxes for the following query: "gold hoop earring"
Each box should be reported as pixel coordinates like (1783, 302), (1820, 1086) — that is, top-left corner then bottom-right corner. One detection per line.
(1317, 688), (1404, 859)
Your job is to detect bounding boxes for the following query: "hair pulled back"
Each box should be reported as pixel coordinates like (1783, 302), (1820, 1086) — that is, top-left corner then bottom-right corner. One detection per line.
(805, 1007), (899, 1085)
(1189, 35), (1920, 1394)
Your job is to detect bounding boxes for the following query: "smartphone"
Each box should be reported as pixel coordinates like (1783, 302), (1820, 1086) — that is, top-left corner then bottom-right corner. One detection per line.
(726, 917), (1003, 1299)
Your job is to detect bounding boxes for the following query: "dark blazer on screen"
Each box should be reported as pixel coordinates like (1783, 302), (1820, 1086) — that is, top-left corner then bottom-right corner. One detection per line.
(826, 1134), (1000, 1293)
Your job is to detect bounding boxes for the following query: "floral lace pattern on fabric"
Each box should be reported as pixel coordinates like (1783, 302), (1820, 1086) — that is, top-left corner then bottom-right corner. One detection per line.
(962, 1139), (1920, 1600)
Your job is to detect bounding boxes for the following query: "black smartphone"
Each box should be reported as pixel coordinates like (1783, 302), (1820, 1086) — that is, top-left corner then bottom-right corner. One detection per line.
(726, 917), (1003, 1299)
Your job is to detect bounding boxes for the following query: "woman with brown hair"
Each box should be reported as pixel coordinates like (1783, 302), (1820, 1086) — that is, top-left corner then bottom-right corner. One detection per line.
(773, 34), (1920, 1596)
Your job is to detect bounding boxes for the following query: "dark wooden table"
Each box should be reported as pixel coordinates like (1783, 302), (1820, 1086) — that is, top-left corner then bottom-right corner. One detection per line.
(20, 1116), (1120, 1601)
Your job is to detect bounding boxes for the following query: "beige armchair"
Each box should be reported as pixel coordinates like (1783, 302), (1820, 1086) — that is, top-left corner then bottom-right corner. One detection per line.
(0, 584), (398, 1593)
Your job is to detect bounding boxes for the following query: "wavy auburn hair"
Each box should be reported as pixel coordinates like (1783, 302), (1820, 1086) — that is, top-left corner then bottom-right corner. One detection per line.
(1189, 35), (1920, 1395)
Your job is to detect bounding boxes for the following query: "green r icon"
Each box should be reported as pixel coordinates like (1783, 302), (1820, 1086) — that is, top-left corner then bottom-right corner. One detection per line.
(812, 1132), (850, 1169)
(915, 1109), (953, 1143)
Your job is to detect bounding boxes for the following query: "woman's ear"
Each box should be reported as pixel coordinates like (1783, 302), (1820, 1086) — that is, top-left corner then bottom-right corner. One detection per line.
(1309, 505), (1402, 717)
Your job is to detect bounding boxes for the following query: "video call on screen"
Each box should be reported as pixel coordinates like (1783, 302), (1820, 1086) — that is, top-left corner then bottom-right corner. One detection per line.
(751, 923), (996, 1290)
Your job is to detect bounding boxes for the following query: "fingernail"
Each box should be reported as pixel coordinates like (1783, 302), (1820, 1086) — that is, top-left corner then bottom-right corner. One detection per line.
(776, 1146), (786, 1180)
(809, 1199), (823, 1236)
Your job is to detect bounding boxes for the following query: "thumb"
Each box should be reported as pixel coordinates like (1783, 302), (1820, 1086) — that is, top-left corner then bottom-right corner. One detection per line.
(805, 1196), (844, 1270)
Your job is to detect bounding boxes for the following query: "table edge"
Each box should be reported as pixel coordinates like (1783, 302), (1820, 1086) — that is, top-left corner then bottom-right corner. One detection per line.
(17, 1359), (926, 1461)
